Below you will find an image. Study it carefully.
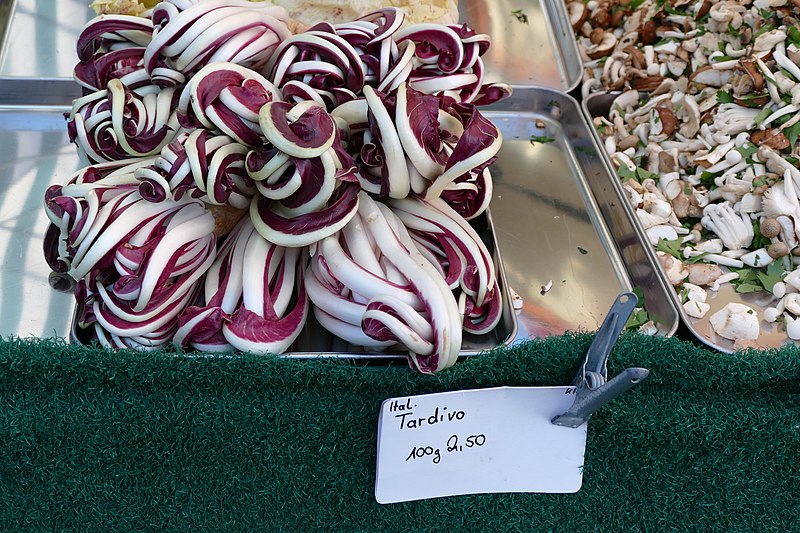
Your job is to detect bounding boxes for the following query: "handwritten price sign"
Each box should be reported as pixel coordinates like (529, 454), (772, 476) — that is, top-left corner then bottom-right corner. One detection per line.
(375, 387), (587, 504)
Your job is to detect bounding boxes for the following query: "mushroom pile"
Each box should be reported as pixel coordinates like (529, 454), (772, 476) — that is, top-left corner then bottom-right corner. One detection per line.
(44, 1), (511, 373)
(570, 0), (800, 347)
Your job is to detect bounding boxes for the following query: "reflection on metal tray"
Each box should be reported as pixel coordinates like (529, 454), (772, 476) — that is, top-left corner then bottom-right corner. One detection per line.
(0, 107), (77, 339)
(0, 0), (93, 80)
(459, 0), (582, 91)
(582, 91), (781, 353)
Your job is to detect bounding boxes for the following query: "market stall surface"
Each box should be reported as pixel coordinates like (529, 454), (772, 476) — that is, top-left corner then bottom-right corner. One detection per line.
(1, 333), (798, 532)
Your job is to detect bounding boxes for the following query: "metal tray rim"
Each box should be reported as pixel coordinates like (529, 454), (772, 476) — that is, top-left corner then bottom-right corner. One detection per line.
(581, 90), (728, 351)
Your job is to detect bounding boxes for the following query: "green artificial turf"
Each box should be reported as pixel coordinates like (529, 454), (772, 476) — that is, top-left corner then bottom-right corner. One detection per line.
(1, 333), (799, 532)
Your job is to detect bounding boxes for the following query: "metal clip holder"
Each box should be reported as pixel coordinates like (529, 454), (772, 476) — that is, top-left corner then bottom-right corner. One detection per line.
(552, 292), (650, 428)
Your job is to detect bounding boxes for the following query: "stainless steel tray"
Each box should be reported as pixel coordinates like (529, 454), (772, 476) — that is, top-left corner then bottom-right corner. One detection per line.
(487, 87), (678, 339)
(460, 0), (583, 91)
(1, 102), (515, 356)
(0, 84), (679, 353)
(0, 0), (582, 94)
(583, 92), (787, 352)
(0, 105), (78, 339)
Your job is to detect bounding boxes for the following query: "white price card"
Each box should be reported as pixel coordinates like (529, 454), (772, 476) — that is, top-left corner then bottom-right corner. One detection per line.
(374, 386), (587, 504)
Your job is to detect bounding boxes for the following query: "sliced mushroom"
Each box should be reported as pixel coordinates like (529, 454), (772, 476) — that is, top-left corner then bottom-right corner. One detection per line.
(738, 57), (765, 92)
(753, 29), (787, 53)
(686, 262), (724, 286)
(639, 19), (657, 46)
(585, 31), (618, 59)
(689, 65), (734, 87)
(655, 105), (678, 136)
(624, 45), (647, 70)
(567, 1), (590, 32)
(657, 251), (689, 285)
(630, 75), (665, 91)
(591, 5), (612, 28)
(709, 302), (760, 342)
(750, 129), (791, 151)
(684, 299), (711, 319)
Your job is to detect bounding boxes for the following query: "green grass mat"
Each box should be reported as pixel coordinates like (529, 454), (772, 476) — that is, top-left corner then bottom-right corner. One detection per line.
(1, 333), (799, 532)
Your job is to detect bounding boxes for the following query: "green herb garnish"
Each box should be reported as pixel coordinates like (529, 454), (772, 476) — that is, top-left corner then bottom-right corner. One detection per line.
(757, 261), (786, 293)
(785, 122), (800, 148)
(656, 237), (683, 260)
(788, 25), (800, 47)
(754, 23), (776, 39)
(752, 221), (772, 250)
(730, 268), (764, 293)
(752, 175), (769, 188)
(616, 165), (658, 183)
(700, 170), (722, 186)
(529, 135), (555, 145)
(616, 165), (637, 182)
(730, 263), (785, 294)
(735, 142), (759, 161)
(711, 54), (735, 62)
(717, 90), (734, 104)
(684, 252), (709, 265)
(625, 287), (649, 330)
(753, 107), (773, 126)
(625, 308), (650, 330)
(511, 9), (528, 23)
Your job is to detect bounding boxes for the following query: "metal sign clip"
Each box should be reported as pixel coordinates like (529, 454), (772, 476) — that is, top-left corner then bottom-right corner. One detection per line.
(552, 292), (650, 428)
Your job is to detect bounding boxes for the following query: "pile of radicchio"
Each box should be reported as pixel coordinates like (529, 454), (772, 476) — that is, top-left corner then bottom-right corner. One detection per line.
(43, 0), (511, 373)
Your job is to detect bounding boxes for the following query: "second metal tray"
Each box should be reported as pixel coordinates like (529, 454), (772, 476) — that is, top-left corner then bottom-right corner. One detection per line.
(583, 91), (783, 352)
(486, 87), (678, 340)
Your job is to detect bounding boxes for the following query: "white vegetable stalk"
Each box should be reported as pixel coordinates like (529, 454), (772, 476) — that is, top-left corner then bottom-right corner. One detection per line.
(306, 193), (461, 373)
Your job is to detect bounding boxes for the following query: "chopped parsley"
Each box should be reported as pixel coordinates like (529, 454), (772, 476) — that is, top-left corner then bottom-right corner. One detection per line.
(684, 252), (709, 265)
(730, 268), (763, 293)
(656, 237), (683, 260)
(754, 107), (773, 126)
(616, 165), (658, 183)
(625, 308), (651, 330)
(730, 262), (786, 294)
(625, 287), (650, 330)
(754, 23), (776, 39)
(788, 25), (800, 47)
(529, 135), (555, 145)
(757, 261), (786, 293)
(785, 122), (800, 148)
(511, 9), (528, 23)
(735, 142), (759, 161)
(752, 221), (772, 250)
(716, 90), (734, 104)
(700, 170), (723, 187)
